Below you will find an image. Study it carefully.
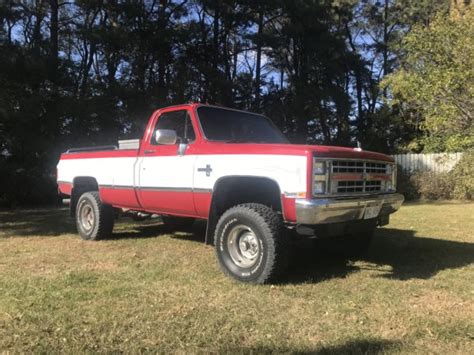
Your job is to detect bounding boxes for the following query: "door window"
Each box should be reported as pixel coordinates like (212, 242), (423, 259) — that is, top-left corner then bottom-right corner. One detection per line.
(151, 110), (196, 145)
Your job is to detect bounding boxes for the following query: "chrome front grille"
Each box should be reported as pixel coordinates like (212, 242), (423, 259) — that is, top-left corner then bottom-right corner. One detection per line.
(366, 162), (388, 173)
(336, 180), (383, 193)
(332, 160), (387, 174)
(312, 158), (395, 196)
(330, 160), (390, 195)
(312, 156), (396, 196)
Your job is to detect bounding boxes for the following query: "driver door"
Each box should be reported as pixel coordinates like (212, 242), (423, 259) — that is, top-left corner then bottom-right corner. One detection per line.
(137, 109), (198, 216)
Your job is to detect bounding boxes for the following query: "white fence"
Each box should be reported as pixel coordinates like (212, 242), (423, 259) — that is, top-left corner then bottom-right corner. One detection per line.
(392, 153), (463, 173)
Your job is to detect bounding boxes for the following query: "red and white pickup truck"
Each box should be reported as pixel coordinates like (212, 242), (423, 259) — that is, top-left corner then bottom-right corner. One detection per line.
(57, 103), (404, 283)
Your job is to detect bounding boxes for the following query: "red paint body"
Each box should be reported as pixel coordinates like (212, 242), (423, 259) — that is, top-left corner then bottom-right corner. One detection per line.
(58, 103), (394, 223)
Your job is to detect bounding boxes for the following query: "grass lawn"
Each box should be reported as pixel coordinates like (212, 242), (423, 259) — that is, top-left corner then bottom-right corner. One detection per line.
(0, 202), (473, 353)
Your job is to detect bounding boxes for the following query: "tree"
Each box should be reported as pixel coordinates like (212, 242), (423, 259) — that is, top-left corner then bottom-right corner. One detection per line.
(2, 0), (466, 206)
(383, 2), (473, 152)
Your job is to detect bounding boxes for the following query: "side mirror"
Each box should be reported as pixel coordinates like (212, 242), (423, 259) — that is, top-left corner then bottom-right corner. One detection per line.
(154, 129), (177, 145)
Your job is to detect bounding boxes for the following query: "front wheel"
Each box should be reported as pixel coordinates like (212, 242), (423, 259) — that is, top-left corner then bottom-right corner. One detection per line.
(75, 191), (114, 240)
(214, 203), (290, 284)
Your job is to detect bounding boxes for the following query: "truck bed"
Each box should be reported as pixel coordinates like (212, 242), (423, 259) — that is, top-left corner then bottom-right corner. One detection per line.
(66, 139), (140, 154)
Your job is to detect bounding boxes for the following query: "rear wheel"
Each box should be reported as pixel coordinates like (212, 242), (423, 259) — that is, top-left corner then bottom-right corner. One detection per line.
(75, 191), (114, 240)
(214, 203), (290, 284)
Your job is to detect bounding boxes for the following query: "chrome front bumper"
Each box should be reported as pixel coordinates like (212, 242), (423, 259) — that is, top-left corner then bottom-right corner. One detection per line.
(295, 193), (404, 225)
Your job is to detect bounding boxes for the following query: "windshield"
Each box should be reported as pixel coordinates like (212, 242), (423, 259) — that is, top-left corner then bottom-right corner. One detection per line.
(197, 106), (289, 144)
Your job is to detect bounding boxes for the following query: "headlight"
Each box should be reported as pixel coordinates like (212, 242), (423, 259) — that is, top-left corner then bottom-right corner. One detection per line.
(313, 159), (327, 195)
(313, 161), (325, 175)
(313, 181), (326, 194)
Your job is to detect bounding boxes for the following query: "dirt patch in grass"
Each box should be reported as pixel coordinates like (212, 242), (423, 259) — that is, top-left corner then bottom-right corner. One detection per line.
(0, 202), (473, 352)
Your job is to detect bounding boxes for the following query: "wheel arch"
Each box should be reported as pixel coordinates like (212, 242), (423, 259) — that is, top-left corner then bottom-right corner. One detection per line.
(205, 175), (284, 245)
(70, 176), (99, 217)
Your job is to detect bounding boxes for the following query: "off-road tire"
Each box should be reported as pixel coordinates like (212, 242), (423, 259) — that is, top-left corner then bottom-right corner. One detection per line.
(75, 191), (114, 240)
(214, 203), (290, 284)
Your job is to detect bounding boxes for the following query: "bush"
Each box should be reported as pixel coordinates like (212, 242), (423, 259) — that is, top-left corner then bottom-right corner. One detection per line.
(450, 151), (474, 199)
(396, 167), (420, 201)
(397, 151), (473, 200)
(411, 171), (454, 200)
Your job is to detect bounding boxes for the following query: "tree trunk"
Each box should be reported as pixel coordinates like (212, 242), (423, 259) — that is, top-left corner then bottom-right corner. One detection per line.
(345, 22), (365, 136)
(382, 0), (389, 98)
(49, 0), (59, 84)
(157, 0), (168, 105)
(213, 0), (220, 72)
(254, 10), (264, 110)
(232, 40), (238, 81)
(32, 3), (44, 57)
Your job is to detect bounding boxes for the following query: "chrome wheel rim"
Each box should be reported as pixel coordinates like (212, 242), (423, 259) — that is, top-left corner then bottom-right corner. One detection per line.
(227, 224), (260, 268)
(80, 203), (95, 231)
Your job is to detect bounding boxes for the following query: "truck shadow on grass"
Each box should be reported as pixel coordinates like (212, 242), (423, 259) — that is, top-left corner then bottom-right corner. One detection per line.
(219, 338), (402, 354)
(0, 208), (75, 237)
(283, 228), (474, 284)
(165, 221), (474, 284)
(1, 208), (473, 284)
(0, 208), (191, 239)
(361, 227), (474, 281)
(110, 218), (208, 240)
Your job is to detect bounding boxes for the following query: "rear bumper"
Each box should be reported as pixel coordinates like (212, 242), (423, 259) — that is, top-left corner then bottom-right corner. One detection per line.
(295, 193), (404, 225)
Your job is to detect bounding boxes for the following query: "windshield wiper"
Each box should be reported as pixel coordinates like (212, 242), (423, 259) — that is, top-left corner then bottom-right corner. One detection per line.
(213, 138), (287, 144)
(222, 139), (265, 143)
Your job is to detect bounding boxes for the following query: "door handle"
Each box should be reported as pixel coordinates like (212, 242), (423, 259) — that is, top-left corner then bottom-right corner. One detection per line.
(144, 149), (156, 155)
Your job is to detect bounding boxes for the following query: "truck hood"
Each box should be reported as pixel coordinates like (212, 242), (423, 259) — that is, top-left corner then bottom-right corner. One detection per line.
(205, 142), (394, 162)
(300, 144), (393, 162)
